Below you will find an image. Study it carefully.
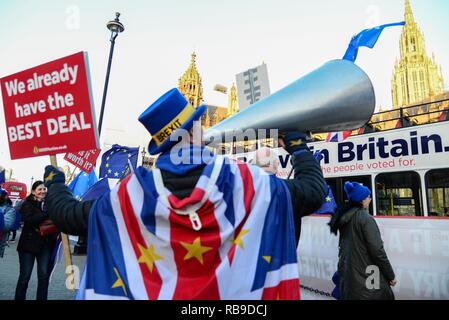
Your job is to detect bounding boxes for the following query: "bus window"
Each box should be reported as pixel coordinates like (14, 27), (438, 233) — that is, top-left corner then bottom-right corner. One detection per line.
(326, 175), (373, 215)
(375, 172), (422, 216)
(425, 169), (449, 217)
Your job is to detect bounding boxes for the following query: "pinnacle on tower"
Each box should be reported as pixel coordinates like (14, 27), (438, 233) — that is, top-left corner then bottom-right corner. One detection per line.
(405, 0), (415, 24)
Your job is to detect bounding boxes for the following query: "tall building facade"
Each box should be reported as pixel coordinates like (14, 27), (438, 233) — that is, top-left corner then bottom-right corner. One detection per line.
(391, 0), (445, 109)
(178, 52), (204, 108)
(178, 53), (239, 129)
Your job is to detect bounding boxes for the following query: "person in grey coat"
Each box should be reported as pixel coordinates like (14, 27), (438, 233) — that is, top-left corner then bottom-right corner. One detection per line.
(328, 181), (396, 300)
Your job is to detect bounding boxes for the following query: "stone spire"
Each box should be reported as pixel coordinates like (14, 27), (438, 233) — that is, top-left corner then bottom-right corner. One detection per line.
(391, 0), (445, 108)
(178, 52), (204, 108)
(227, 83), (239, 116)
(404, 0), (415, 24)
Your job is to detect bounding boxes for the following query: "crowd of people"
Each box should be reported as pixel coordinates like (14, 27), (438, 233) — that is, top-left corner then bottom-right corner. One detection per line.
(1, 88), (397, 300)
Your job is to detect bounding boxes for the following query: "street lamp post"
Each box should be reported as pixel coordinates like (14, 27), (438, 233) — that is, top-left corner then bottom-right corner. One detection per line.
(97, 12), (125, 137)
(74, 13), (124, 256)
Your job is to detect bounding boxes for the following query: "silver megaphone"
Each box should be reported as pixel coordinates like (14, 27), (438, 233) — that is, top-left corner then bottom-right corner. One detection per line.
(204, 59), (375, 143)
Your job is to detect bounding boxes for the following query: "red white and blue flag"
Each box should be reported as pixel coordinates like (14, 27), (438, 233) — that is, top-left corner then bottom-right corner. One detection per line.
(325, 130), (353, 142)
(78, 156), (300, 300)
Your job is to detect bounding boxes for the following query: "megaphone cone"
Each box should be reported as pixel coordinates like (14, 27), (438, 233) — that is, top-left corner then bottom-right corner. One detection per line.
(205, 59), (375, 143)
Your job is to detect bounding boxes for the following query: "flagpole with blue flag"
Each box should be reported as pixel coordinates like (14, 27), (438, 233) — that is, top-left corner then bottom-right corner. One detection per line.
(69, 170), (99, 199)
(99, 144), (139, 179)
(343, 21), (405, 63)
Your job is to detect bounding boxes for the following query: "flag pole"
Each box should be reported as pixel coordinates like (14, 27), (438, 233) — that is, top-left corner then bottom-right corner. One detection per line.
(50, 155), (76, 291)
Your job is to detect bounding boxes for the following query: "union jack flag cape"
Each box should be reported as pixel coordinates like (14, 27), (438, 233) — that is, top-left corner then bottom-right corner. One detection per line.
(78, 156), (300, 300)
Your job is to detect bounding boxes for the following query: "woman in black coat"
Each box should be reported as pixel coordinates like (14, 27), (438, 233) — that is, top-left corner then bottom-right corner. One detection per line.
(15, 181), (57, 300)
(328, 181), (396, 300)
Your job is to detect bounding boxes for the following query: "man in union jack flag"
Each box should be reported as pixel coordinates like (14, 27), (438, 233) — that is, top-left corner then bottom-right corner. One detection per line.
(43, 88), (326, 300)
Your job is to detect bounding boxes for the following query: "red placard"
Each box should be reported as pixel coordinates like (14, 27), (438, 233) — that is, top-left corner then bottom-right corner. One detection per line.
(3, 181), (27, 200)
(63, 148), (100, 174)
(0, 52), (99, 159)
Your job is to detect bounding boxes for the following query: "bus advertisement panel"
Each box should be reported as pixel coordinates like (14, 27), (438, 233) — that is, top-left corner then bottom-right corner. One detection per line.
(309, 121), (449, 178)
(298, 215), (449, 300)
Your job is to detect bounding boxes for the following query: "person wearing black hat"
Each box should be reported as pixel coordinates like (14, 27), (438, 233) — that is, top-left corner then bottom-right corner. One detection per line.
(42, 88), (327, 299)
(328, 181), (396, 300)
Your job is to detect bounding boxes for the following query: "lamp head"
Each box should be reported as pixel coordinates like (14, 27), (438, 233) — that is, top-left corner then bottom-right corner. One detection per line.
(107, 12), (124, 34)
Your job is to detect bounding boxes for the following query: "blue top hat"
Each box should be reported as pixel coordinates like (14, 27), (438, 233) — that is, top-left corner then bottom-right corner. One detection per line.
(139, 88), (207, 155)
(344, 181), (371, 203)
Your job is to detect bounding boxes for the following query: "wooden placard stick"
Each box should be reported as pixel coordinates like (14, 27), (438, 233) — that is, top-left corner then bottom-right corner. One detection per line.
(49, 155), (76, 292)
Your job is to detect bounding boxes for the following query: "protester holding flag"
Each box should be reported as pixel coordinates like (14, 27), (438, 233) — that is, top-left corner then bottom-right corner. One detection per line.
(14, 181), (57, 300)
(43, 88), (326, 299)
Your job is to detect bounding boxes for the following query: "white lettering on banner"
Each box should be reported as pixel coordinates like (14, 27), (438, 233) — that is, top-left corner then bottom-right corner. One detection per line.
(441, 231), (449, 257)
(47, 112), (91, 136)
(7, 121), (43, 142)
(387, 229), (403, 253)
(27, 63), (78, 91)
(410, 230), (432, 256)
(298, 256), (336, 280)
(14, 100), (46, 118)
(298, 216), (449, 300)
(47, 92), (74, 110)
(4, 79), (26, 96)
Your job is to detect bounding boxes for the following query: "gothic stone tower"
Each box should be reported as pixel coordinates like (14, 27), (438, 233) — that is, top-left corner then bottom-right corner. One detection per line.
(178, 52), (204, 108)
(391, 0), (445, 109)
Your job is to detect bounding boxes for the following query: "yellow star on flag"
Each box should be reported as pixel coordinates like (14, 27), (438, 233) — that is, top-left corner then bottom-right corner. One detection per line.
(326, 196), (332, 202)
(108, 169), (112, 174)
(181, 237), (212, 265)
(45, 171), (56, 182)
(111, 267), (127, 296)
(289, 139), (303, 147)
(262, 256), (271, 264)
(106, 163), (109, 168)
(114, 172), (119, 177)
(233, 229), (250, 249)
(137, 243), (163, 273)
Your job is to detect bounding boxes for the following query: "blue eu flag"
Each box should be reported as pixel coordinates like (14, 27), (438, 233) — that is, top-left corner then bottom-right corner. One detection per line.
(343, 21), (405, 62)
(314, 185), (337, 215)
(69, 171), (98, 199)
(81, 178), (110, 201)
(99, 145), (139, 179)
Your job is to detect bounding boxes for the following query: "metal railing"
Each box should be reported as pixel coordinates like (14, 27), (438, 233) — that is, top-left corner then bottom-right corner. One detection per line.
(364, 98), (449, 133)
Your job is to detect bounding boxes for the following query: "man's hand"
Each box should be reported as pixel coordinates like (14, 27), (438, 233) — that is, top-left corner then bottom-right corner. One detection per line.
(43, 165), (66, 188)
(278, 131), (310, 155)
(389, 279), (397, 287)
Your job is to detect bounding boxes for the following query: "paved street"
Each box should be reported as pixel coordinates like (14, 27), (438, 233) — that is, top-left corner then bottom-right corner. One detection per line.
(0, 233), (86, 300)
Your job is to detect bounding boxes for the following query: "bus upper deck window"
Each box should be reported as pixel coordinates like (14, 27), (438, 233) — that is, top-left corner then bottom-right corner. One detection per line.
(375, 172), (423, 217)
(425, 169), (449, 217)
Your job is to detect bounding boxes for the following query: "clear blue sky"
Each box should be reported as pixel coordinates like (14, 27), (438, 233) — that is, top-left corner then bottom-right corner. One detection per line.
(1, 0), (448, 184)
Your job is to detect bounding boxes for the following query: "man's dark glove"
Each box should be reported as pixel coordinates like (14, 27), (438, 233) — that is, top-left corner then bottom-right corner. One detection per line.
(43, 165), (66, 188)
(282, 131), (310, 155)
